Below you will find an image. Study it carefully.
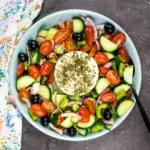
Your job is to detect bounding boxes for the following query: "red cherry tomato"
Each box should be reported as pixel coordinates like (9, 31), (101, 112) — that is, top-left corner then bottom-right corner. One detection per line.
(94, 52), (109, 65)
(106, 70), (120, 85)
(47, 70), (55, 84)
(54, 28), (71, 44)
(78, 105), (90, 123)
(89, 43), (97, 57)
(40, 61), (53, 76)
(84, 99), (96, 115)
(17, 62), (24, 77)
(30, 104), (46, 117)
(28, 65), (40, 79)
(118, 48), (129, 63)
(64, 39), (76, 52)
(57, 115), (64, 125)
(85, 25), (94, 46)
(99, 65), (110, 77)
(101, 91), (116, 103)
(64, 21), (73, 32)
(112, 33), (126, 48)
(18, 89), (31, 103)
(41, 100), (56, 113)
(40, 40), (53, 56)
(80, 44), (91, 52)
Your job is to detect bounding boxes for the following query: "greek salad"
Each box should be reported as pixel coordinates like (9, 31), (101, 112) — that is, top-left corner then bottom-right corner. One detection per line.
(16, 16), (135, 137)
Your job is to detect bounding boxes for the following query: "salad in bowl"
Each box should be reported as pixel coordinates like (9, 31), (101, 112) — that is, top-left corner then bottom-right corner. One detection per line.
(10, 10), (141, 141)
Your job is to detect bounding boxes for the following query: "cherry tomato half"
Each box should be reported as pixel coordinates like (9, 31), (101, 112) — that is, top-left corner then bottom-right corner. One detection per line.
(57, 115), (64, 125)
(18, 89), (31, 103)
(47, 70), (55, 84)
(28, 65), (40, 79)
(64, 39), (76, 52)
(85, 25), (94, 46)
(40, 61), (53, 76)
(78, 105), (90, 123)
(118, 48), (129, 63)
(64, 21), (73, 32)
(17, 62), (24, 77)
(101, 91), (116, 103)
(84, 99), (96, 115)
(94, 52), (109, 65)
(80, 44), (91, 52)
(54, 28), (71, 44)
(99, 65), (110, 77)
(40, 40), (53, 56)
(30, 104), (46, 117)
(106, 70), (120, 85)
(41, 100), (56, 113)
(89, 43), (97, 57)
(112, 33), (126, 48)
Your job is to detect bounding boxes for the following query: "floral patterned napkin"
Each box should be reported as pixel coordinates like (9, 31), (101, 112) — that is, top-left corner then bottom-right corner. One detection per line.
(0, 0), (43, 149)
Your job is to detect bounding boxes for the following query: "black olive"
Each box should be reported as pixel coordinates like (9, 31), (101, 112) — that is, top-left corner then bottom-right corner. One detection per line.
(31, 94), (40, 104)
(18, 52), (28, 62)
(41, 116), (50, 126)
(104, 22), (115, 34)
(27, 39), (38, 49)
(102, 108), (112, 120)
(72, 33), (83, 41)
(67, 127), (77, 137)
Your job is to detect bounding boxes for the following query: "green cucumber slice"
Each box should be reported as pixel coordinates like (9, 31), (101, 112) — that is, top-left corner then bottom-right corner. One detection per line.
(96, 78), (110, 94)
(69, 95), (81, 101)
(72, 104), (80, 112)
(73, 17), (84, 33)
(114, 84), (130, 94)
(91, 121), (105, 133)
(61, 117), (73, 128)
(77, 40), (86, 46)
(116, 99), (134, 117)
(17, 75), (35, 90)
(47, 27), (58, 40)
(100, 36), (118, 52)
(75, 127), (88, 136)
(54, 44), (64, 54)
(119, 63), (125, 77)
(104, 52), (115, 60)
(38, 85), (51, 100)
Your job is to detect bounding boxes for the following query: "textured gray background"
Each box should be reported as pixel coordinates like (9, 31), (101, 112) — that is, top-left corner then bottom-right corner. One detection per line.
(22, 0), (150, 149)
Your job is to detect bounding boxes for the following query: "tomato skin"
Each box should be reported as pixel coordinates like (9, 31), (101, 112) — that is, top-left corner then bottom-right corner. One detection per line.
(30, 104), (46, 117)
(41, 100), (56, 113)
(54, 28), (71, 44)
(64, 21), (73, 32)
(84, 99), (96, 114)
(47, 70), (55, 84)
(99, 65), (110, 77)
(101, 91), (116, 103)
(80, 44), (91, 52)
(106, 70), (120, 85)
(85, 25), (94, 46)
(57, 115), (64, 125)
(112, 33), (126, 48)
(78, 105), (90, 123)
(94, 52), (109, 65)
(89, 43), (97, 57)
(28, 65), (40, 79)
(64, 39), (76, 52)
(17, 62), (24, 77)
(40, 61), (53, 76)
(18, 89), (31, 103)
(118, 48), (129, 63)
(40, 40), (53, 56)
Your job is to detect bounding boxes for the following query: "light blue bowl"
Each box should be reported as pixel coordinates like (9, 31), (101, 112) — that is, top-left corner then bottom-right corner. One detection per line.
(9, 9), (142, 141)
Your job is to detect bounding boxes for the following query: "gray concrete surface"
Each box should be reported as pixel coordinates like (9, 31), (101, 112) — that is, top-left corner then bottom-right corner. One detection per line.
(22, 0), (150, 149)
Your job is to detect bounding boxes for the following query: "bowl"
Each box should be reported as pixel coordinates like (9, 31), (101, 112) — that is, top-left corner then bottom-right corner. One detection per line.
(9, 9), (142, 141)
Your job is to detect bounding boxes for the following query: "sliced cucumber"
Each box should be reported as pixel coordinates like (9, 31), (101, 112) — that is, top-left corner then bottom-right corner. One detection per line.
(54, 44), (64, 54)
(100, 36), (118, 52)
(30, 50), (41, 65)
(77, 115), (95, 129)
(96, 78), (110, 94)
(116, 89), (126, 101)
(77, 40), (86, 46)
(28, 110), (39, 121)
(72, 116), (80, 123)
(76, 127), (88, 136)
(96, 103), (109, 119)
(112, 60), (117, 71)
(114, 84), (130, 95)
(17, 75), (35, 90)
(36, 29), (48, 43)
(72, 104), (80, 112)
(47, 27), (58, 40)
(52, 93), (67, 104)
(51, 112), (59, 125)
(114, 55), (125, 64)
(116, 99), (134, 117)
(69, 95), (81, 101)
(73, 17), (84, 33)
(119, 63), (125, 77)
(35, 75), (43, 83)
(89, 91), (99, 99)
(59, 97), (68, 110)
(123, 65), (134, 84)
(38, 85), (51, 100)
(104, 52), (115, 60)
(91, 121), (105, 133)
(24, 61), (28, 70)
(61, 117), (73, 128)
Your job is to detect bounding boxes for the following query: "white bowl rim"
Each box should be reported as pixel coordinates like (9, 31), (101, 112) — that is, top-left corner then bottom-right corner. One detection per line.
(9, 9), (142, 141)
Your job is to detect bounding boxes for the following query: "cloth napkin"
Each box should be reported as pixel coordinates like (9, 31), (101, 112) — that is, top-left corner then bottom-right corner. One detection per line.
(0, 0), (43, 149)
